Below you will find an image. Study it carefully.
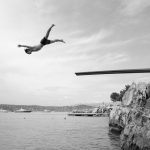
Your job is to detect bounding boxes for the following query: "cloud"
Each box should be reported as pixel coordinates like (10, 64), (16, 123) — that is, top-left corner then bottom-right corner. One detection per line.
(135, 76), (150, 83)
(71, 29), (113, 46)
(33, 0), (57, 15)
(88, 52), (130, 71)
(97, 53), (129, 64)
(120, 0), (150, 16)
(64, 37), (133, 59)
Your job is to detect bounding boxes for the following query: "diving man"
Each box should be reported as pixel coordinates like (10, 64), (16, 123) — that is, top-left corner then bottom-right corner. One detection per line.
(18, 24), (65, 54)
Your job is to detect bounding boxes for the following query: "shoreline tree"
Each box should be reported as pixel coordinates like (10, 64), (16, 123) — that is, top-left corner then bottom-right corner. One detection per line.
(110, 85), (130, 102)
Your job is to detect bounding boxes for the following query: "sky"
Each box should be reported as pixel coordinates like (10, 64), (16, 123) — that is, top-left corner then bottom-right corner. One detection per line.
(0, 0), (150, 106)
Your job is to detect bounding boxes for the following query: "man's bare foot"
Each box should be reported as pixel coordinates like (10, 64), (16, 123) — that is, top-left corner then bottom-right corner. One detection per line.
(61, 40), (65, 43)
(52, 24), (55, 27)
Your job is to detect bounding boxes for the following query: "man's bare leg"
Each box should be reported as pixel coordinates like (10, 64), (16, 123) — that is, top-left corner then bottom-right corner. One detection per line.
(45, 24), (55, 39)
(51, 39), (65, 44)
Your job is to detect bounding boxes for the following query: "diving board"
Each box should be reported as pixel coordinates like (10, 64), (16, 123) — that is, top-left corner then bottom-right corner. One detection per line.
(75, 68), (150, 76)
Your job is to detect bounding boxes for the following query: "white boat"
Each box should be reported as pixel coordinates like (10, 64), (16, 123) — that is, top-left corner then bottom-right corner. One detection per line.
(43, 109), (50, 112)
(0, 109), (8, 113)
(15, 108), (32, 113)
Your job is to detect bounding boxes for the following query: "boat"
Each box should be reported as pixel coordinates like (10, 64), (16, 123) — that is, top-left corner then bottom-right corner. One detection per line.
(15, 108), (32, 113)
(43, 109), (51, 112)
(68, 112), (109, 117)
(0, 109), (8, 113)
(68, 112), (96, 116)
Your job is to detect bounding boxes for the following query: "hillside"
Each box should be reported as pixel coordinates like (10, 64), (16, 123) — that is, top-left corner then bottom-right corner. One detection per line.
(0, 104), (95, 112)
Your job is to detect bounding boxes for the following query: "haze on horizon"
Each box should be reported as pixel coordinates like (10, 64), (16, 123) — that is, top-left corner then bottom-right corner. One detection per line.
(0, 0), (150, 106)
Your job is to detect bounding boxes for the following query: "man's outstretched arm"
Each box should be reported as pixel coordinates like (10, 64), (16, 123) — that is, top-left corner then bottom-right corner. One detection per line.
(18, 44), (32, 49)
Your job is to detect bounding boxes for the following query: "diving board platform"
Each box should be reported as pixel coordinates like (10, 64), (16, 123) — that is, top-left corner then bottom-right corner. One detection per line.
(75, 68), (150, 76)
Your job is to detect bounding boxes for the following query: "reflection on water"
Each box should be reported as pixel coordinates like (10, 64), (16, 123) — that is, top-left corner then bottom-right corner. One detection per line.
(108, 131), (121, 150)
(0, 112), (121, 150)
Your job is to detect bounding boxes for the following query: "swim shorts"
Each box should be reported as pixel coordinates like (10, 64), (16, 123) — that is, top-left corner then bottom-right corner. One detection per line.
(40, 37), (51, 45)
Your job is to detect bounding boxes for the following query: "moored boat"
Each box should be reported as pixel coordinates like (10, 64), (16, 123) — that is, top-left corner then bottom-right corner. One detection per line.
(15, 108), (32, 113)
(0, 109), (8, 113)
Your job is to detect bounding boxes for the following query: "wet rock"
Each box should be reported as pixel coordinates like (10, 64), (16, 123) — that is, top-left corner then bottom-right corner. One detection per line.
(109, 106), (129, 133)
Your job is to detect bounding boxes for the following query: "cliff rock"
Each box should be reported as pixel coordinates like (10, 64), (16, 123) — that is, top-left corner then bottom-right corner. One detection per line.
(109, 82), (150, 150)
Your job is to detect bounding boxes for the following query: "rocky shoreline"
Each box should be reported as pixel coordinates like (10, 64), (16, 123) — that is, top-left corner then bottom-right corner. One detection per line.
(109, 82), (150, 150)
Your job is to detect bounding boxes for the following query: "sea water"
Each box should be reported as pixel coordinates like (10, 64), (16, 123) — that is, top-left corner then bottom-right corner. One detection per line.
(0, 112), (120, 150)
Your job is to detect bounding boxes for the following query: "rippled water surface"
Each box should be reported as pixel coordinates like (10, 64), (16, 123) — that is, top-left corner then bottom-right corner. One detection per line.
(0, 112), (120, 150)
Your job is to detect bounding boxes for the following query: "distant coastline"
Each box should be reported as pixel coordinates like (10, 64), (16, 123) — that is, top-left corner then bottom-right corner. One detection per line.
(0, 104), (95, 112)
